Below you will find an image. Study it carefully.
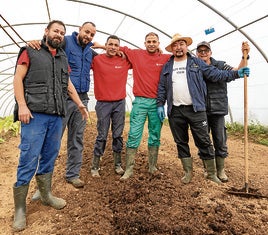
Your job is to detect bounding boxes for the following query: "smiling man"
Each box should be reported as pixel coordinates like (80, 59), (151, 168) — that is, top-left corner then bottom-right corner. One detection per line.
(157, 33), (250, 185)
(90, 35), (132, 177)
(196, 41), (250, 182)
(119, 32), (171, 180)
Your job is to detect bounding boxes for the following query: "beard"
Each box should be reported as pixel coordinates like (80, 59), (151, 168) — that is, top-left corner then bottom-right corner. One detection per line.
(175, 54), (184, 58)
(174, 50), (184, 58)
(47, 36), (63, 49)
(78, 35), (89, 48)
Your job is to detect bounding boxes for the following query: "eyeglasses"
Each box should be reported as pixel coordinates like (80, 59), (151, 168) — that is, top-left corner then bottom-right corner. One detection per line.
(197, 49), (210, 54)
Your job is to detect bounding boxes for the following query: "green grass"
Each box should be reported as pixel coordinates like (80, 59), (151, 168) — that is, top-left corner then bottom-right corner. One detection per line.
(226, 121), (268, 146)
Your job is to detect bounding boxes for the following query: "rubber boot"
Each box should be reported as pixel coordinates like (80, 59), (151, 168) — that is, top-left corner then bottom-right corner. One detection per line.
(13, 184), (29, 232)
(31, 188), (40, 201)
(180, 157), (193, 184)
(203, 159), (222, 184)
(91, 155), (100, 177)
(113, 152), (124, 175)
(36, 172), (66, 210)
(120, 147), (137, 180)
(216, 156), (228, 182)
(202, 159), (207, 178)
(148, 146), (159, 174)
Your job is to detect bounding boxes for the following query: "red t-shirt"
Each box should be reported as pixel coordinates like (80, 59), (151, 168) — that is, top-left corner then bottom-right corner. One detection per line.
(121, 46), (170, 98)
(91, 54), (131, 101)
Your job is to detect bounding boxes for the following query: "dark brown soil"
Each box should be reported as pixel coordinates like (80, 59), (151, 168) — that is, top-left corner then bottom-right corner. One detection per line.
(1, 112), (268, 235)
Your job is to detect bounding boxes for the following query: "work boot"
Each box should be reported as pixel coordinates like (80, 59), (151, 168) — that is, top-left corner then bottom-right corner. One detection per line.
(203, 159), (222, 184)
(120, 147), (137, 180)
(180, 157), (193, 184)
(113, 152), (124, 175)
(13, 184), (29, 232)
(148, 146), (159, 174)
(91, 155), (100, 177)
(36, 172), (66, 210)
(216, 156), (228, 182)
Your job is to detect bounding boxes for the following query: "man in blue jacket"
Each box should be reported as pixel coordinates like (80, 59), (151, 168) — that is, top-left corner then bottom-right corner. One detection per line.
(62, 22), (98, 188)
(157, 34), (249, 184)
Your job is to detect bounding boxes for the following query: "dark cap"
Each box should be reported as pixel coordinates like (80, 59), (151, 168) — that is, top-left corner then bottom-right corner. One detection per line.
(197, 41), (211, 49)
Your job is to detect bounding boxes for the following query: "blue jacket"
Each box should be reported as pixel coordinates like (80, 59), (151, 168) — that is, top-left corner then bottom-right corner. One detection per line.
(157, 53), (240, 116)
(64, 32), (95, 93)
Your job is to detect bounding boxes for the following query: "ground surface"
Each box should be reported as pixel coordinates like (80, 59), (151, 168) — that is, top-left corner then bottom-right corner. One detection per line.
(0, 112), (268, 235)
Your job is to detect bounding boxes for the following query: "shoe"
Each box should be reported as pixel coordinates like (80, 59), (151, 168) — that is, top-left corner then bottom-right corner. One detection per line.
(67, 178), (85, 188)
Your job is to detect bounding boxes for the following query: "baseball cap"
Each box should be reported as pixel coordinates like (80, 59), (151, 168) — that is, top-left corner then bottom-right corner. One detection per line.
(197, 41), (211, 50)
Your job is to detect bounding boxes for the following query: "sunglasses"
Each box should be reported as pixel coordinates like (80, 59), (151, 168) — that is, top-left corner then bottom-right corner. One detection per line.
(197, 49), (210, 54)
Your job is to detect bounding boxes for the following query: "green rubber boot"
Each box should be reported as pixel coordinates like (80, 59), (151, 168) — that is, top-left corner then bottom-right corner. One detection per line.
(113, 152), (124, 175)
(203, 159), (222, 184)
(13, 184), (29, 232)
(216, 157), (228, 182)
(180, 157), (193, 184)
(120, 148), (137, 180)
(36, 172), (66, 210)
(148, 146), (159, 174)
(31, 188), (40, 201)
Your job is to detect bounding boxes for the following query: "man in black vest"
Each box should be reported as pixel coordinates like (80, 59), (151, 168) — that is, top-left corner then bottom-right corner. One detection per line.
(12, 20), (88, 232)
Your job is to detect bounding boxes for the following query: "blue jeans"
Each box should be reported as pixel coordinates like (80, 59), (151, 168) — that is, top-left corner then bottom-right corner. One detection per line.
(16, 113), (62, 186)
(127, 97), (162, 148)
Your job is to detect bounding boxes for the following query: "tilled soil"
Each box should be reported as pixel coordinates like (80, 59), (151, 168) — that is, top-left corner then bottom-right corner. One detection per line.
(0, 112), (268, 234)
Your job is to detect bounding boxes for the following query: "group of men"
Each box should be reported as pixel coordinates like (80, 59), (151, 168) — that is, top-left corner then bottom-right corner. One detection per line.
(12, 19), (250, 231)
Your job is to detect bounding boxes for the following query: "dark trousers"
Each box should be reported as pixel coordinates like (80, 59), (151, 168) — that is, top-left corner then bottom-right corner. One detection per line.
(62, 98), (88, 180)
(168, 105), (215, 160)
(207, 114), (228, 157)
(93, 99), (125, 156)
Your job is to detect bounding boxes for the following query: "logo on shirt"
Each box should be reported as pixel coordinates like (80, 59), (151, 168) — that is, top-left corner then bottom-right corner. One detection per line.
(202, 120), (207, 127)
(191, 63), (199, 68)
(115, 66), (123, 69)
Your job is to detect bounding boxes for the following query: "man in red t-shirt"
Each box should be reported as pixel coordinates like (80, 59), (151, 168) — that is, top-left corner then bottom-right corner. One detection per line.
(119, 32), (171, 180)
(90, 35), (131, 177)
